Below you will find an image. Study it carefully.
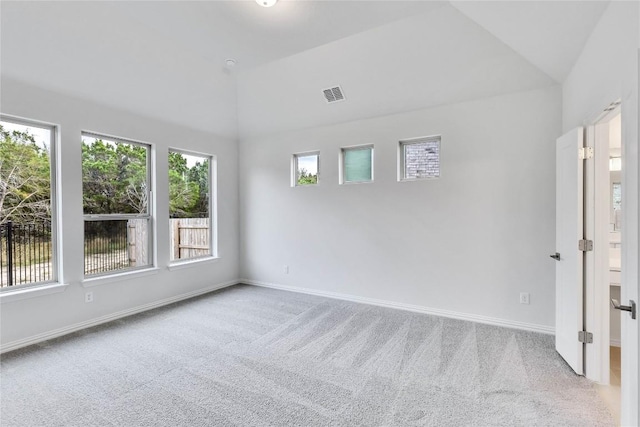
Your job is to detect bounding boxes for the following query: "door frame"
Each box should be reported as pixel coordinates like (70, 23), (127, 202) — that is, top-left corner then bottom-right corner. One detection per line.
(584, 105), (620, 386)
(583, 93), (638, 425)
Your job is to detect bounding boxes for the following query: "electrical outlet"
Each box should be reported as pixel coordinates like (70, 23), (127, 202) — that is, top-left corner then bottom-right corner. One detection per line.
(519, 292), (530, 305)
(85, 292), (94, 303)
(284, 265), (289, 274)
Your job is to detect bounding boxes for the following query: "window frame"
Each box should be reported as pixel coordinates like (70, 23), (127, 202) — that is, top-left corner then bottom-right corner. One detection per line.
(292, 151), (320, 187)
(340, 144), (374, 185)
(398, 135), (442, 182)
(81, 131), (155, 278)
(0, 114), (60, 292)
(168, 148), (217, 263)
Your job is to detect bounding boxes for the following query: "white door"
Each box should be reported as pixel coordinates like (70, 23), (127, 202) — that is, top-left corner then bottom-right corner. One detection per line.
(555, 127), (585, 375)
(619, 93), (639, 426)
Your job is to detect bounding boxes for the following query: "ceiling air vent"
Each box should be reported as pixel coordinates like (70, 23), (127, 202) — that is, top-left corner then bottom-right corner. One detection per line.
(323, 86), (345, 104)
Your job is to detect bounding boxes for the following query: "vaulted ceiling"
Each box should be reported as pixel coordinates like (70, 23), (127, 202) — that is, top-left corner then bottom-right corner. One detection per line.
(0, 1), (610, 139)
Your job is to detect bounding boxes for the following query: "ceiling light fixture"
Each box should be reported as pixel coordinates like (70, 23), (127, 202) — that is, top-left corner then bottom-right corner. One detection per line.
(256, 0), (277, 7)
(224, 58), (237, 69)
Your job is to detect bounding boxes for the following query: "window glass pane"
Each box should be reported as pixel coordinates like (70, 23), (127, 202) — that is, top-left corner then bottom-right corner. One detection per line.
(82, 135), (148, 215)
(1, 119), (55, 288)
(344, 147), (372, 182)
(403, 138), (440, 179)
(169, 151), (212, 261)
(84, 219), (149, 275)
(612, 182), (622, 231)
(82, 133), (151, 277)
(612, 183), (622, 211)
(295, 153), (318, 186)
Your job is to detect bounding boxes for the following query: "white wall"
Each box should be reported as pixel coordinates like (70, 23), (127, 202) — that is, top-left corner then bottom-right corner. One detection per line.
(562, 2), (639, 424)
(239, 86), (561, 330)
(0, 77), (240, 348)
(563, 2), (638, 131)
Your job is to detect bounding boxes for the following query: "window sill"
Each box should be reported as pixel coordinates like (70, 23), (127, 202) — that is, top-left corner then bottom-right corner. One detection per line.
(168, 256), (220, 271)
(0, 282), (69, 304)
(82, 267), (160, 288)
(398, 176), (440, 182)
(341, 180), (374, 185)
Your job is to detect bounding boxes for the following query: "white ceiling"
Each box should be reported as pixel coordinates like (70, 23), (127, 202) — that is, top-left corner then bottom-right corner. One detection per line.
(450, 1), (610, 83)
(0, 1), (442, 138)
(237, 3), (559, 138)
(0, 1), (610, 139)
(144, 1), (445, 70)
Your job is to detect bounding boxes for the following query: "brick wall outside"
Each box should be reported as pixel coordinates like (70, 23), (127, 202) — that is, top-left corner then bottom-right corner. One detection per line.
(404, 140), (439, 179)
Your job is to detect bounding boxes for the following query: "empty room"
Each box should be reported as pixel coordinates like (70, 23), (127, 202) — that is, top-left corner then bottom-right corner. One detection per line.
(1, 1), (639, 426)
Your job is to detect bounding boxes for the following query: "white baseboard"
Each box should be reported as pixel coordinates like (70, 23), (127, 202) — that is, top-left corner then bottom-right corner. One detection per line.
(1, 279), (240, 354)
(2, 278), (556, 354)
(241, 279), (555, 335)
(610, 339), (621, 347)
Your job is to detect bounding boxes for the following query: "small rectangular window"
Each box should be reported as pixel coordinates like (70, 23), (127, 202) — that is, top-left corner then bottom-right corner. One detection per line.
(293, 152), (319, 186)
(168, 149), (214, 262)
(341, 145), (373, 184)
(1, 116), (58, 289)
(400, 136), (441, 181)
(82, 132), (153, 277)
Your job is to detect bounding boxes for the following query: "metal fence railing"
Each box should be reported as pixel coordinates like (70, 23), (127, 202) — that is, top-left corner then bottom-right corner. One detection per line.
(83, 219), (149, 276)
(0, 221), (53, 288)
(84, 220), (130, 276)
(1, 217), (204, 286)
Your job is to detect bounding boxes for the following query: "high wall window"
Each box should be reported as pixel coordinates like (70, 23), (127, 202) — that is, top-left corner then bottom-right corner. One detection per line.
(82, 132), (152, 277)
(0, 116), (57, 289)
(341, 145), (373, 184)
(168, 149), (214, 262)
(399, 136), (441, 181)
(293, 152), (319, 186)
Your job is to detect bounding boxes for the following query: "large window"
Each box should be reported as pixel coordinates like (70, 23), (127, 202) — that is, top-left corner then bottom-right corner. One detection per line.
(0, 116), (57, 289)
(82, 132), (152, 277)
(341, 145), (373, 184)
(168, 149), (214, 262)
(293, 152), (319, 186)
(399, 136), (441, 181)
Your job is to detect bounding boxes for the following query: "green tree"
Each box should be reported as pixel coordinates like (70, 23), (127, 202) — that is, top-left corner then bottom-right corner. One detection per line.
(168, 153), (210, 218)
(82, 139), (148, 215)
(116, 142), (148, 214)
(0, 125), (51, 225)
(82, 139), (118, 215)
(188, 159), (209, 217)
(297, 168), (317, 185)
(168, 152), (198, 217)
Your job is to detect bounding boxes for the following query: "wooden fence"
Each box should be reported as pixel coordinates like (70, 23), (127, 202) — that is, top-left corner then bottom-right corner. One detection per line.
(170, 218), (210, 261)
(127, 219), (148, 267)
(126, 218), (210, 264)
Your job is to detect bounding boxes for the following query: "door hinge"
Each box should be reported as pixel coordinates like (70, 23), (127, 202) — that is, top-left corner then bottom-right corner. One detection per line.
(578, 239), (593, 251)
(578, 331), (593, 344)
(579, 147), (594, 160)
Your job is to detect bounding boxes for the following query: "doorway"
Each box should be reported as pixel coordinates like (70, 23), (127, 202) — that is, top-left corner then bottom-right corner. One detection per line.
(588, 105), (622, 425)
(554, 102), (629, 425)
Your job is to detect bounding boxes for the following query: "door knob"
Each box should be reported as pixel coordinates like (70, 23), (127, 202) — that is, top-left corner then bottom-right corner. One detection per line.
(550, 252), (561, 261)
(611, 299), (636, 319)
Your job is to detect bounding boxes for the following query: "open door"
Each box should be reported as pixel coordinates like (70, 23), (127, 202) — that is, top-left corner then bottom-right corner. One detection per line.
(554, 127), (585, 375)
(618, 91), (639, 426)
